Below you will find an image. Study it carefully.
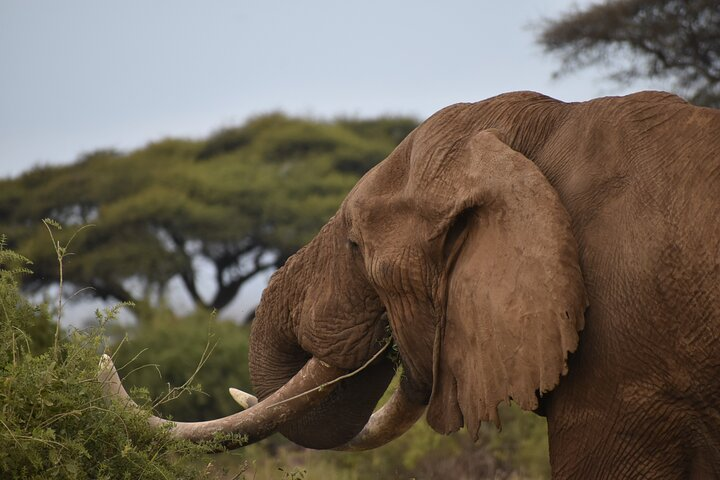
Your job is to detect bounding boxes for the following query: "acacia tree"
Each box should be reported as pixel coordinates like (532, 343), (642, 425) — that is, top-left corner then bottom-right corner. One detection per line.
(0, 114), (416, 313)
(538, 0), (720, 107)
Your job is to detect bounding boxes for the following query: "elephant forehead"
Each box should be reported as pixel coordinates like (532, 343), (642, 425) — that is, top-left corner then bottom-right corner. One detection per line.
(350, 195), (429, 237)
(354, 142), (412, 196)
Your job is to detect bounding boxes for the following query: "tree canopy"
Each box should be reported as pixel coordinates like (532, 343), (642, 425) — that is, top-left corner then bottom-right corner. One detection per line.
(538, 0), (720, 108)
(0, 114), (417, 313)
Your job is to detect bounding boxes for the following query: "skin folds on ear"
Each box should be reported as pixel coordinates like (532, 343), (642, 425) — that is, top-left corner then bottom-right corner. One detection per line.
(424, 131), (588, 440)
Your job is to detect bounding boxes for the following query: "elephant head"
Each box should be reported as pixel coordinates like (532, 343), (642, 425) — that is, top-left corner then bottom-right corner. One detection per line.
(100, 94), (588, 450)
(248, 102), (588, 448)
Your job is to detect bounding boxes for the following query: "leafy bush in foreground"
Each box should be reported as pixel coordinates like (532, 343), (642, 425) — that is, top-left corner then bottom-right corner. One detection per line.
(0, 239), (232, 479)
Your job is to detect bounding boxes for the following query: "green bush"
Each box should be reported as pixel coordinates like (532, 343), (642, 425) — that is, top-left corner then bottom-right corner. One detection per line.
(0, 237), (236, 479)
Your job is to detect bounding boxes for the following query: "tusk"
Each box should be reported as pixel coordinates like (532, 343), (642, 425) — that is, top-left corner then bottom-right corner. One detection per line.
(98, 353), (344, 448)
(333, 384), (426, 451)
(229, 387), (258, 409)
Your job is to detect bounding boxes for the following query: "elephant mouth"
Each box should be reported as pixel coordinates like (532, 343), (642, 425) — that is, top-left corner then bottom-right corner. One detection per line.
(324, 310), (427, 450)
(272, 310), (428, 450)
(328, 327), (428, 450)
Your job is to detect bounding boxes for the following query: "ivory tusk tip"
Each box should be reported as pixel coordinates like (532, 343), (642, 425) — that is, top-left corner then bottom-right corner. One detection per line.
(229, 387), (258, 409)
(99, 354), (113, 370)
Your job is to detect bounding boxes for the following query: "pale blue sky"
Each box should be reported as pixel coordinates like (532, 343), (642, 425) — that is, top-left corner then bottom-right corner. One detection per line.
(0, 0), (658, 179)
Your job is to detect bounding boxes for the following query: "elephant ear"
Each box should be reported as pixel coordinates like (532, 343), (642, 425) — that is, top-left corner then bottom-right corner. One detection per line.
(423, 130), (587, 440)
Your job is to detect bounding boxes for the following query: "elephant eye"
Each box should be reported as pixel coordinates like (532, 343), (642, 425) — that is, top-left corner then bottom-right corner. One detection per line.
(348, 239), (359, 250)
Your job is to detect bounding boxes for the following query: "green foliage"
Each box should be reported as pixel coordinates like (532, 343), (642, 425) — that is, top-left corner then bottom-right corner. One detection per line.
(0, 114), (418, 312)
(487, 404), (551, 479)
(110, 308), (252, 421)
(0, 237), (53, 365)
(0, 240), (236, 479)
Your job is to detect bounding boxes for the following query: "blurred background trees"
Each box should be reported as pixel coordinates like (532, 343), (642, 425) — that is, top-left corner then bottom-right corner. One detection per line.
(0, 114), (417, 316)
(538, 0), (720, 108)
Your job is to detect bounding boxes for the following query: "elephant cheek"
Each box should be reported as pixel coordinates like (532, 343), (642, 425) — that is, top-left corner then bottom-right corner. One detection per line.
(384, 296), (436, 404)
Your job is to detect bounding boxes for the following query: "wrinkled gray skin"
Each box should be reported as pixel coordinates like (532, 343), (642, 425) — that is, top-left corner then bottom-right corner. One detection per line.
(249, 91), (720, 478)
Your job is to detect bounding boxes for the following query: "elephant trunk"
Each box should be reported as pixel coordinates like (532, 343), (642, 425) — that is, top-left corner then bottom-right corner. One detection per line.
(249, 256), (399, 449)
(250, 238), (402, 449)
(248, 316), (425, 451)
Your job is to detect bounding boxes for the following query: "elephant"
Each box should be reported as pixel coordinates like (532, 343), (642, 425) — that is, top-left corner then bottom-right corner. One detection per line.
(102, 91), (720, 478)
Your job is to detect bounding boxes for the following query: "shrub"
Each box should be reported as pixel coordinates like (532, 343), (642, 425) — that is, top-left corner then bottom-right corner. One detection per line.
(0, 235), (236, 479)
